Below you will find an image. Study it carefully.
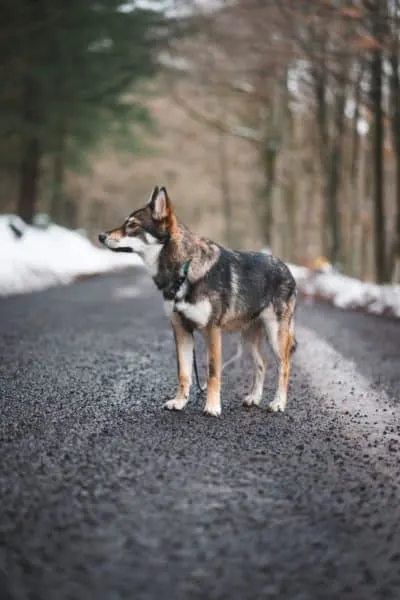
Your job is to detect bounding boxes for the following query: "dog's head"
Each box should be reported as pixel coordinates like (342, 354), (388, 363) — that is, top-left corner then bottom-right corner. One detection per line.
(98, 186), (176, 255)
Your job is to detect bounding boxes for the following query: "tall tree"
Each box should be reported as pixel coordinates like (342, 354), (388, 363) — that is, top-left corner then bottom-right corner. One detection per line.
(368, 0), (386, 282)
(388, 0), (400, 282)
(0, 0), (162, 224)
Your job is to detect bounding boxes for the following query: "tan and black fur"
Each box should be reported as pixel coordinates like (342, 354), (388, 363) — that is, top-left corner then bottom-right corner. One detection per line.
(99, 186), (297, 417)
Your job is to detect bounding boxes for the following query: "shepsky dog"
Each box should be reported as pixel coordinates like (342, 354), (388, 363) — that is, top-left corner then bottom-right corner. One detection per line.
(98, 186), (297, 417)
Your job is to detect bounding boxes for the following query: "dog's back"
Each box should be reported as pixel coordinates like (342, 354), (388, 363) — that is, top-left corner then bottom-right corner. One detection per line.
(184, 247), (296, 330)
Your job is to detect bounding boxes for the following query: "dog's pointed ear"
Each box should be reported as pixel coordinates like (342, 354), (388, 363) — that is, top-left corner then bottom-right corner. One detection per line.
(148, 186), (172, 221)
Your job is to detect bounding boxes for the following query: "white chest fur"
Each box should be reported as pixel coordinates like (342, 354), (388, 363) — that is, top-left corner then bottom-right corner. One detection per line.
(174, 298), (212, 328)
(141, 241), (163, 277)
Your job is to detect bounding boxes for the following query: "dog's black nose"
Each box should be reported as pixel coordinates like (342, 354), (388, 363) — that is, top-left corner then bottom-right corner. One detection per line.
(98, 232), (107, 244)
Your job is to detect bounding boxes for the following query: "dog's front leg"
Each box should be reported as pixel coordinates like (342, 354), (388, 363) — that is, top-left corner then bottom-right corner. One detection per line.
(164, 313), (193, 411)
(203, 326), (222, 417)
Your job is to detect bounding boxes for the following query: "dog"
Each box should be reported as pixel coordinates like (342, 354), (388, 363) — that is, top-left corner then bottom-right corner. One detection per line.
(98, 185), (297, 417)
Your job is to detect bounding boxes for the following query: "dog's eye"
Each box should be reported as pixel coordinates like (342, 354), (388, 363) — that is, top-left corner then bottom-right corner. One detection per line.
(126, 221), (140, 234)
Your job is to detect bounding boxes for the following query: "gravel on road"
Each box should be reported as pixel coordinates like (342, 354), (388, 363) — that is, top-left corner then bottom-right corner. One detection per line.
(1, 270), (399, 600)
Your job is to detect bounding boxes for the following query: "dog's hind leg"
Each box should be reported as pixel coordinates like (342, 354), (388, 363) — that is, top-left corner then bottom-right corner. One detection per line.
(242, 322), (267, 408)
(164, 313), (193, 411)
(262, 298), (296, 413)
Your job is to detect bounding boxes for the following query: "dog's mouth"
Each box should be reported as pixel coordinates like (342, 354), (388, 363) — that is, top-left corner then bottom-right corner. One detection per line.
(112, 246), (134, 253)
(98, 233), (134, 253)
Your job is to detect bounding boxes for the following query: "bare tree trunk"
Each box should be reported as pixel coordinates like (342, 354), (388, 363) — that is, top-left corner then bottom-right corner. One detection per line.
(356, 130), (367, 279)
(314, 66), (329, 257)
(17, 78), (41, 225)
(283, 93), (296, 262)
(393, 157), (400, 282)
(314, 65), (342, 265)
(326, 82), (346, 267)
(216, 124), (233, 246)
(389, 4), (400, 282)
(260, 85), (285, 248)
(50, 117), (67, 225)
(284, 180), (296, 262)
(261, 141), (278, 247)
(371, 44), (386, 283)
(349, 62), (364, 275)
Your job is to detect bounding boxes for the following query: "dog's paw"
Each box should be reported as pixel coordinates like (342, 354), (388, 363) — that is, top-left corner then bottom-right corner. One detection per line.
(203, 402), (221, 417)
(243, 393), (262, 408)
(164, 398), (187, 411)
(268, 396), (286, 413)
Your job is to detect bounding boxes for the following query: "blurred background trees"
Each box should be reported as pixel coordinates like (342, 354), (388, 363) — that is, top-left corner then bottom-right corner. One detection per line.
(0, 0), (163, 225)
(0, 0), (399, 283)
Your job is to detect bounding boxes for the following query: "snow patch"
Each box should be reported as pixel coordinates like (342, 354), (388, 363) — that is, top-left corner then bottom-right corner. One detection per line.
(285, 262), (400, 318)
(0, 215), (143, 297)
(259, 247), (400, 318)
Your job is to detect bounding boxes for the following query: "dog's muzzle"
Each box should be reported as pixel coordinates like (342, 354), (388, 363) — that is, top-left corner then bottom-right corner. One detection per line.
(98, 232), (107, 244)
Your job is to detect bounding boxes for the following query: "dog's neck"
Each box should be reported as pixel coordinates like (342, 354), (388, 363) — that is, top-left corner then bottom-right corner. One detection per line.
(140, 240), (164, 277)
(158, 224), (195, 265)
(150, 225), (193, 293)
(153, 259), (191, 301)
(155, 223), (221, 288)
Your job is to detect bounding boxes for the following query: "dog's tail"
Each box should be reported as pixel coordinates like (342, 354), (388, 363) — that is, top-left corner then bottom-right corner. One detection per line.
(289, 291), (298, 355)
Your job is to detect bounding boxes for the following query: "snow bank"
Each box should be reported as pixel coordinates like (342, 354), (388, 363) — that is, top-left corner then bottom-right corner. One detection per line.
(286, 262), (400, 318)
(260, 248), (400, 317)
(0, 215), (142, 297)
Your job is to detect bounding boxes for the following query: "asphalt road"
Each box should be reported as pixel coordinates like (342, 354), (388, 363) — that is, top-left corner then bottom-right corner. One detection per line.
(1, 268), (400, 600)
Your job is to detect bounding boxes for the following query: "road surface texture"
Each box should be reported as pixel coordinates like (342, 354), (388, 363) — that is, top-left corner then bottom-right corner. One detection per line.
(1, 268), (399, 600)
